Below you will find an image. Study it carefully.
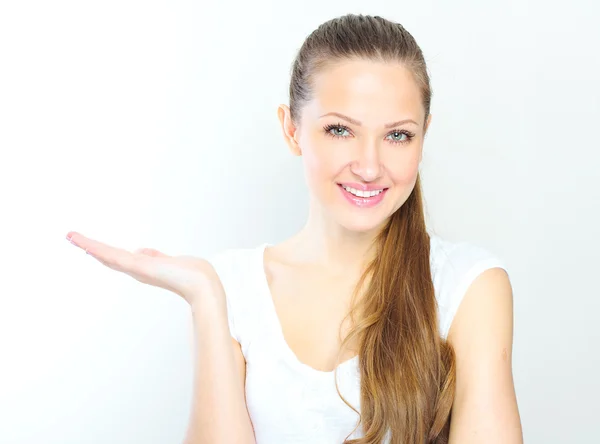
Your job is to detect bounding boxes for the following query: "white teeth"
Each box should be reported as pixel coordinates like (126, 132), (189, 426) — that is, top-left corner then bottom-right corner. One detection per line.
(342, 185), (384, 198)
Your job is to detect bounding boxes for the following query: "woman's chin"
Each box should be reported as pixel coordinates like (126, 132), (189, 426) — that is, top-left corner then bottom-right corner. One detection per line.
(337, 214), (389, 234)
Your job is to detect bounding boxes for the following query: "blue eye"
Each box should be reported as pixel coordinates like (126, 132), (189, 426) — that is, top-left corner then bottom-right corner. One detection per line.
(323, 123), (351, 138)
(387, 131), (408, 143)
(323, 122), (415, 145)
(326, 125), (350, 137)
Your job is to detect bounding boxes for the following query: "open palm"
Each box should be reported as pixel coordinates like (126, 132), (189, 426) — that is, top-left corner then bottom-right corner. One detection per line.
(66, 231), (221, 306)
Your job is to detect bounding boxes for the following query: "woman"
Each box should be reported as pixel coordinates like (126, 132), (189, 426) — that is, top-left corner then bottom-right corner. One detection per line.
(66, 14), (523, 444)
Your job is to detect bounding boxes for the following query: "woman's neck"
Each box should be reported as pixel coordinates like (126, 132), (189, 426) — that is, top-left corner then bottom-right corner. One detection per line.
(285, 214), (383, 277)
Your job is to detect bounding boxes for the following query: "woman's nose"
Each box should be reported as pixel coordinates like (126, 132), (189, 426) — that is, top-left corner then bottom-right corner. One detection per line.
(350, 144), (383, 181)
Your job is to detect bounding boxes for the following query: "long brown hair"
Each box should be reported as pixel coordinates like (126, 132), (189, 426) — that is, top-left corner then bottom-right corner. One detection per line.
(288, 14), (456, 443)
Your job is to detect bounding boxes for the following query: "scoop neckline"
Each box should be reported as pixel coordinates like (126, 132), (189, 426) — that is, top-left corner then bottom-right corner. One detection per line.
(256, 242), (359, 378)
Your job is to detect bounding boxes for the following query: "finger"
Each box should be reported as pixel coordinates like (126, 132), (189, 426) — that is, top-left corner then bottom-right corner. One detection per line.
(67, 231), (137, 272)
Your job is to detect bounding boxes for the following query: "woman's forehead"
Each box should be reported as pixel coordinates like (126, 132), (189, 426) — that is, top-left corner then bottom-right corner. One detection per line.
(304, 62), (424, 126)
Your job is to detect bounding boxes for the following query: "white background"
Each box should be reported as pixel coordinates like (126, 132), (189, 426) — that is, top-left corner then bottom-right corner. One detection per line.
(1, 0), (598, 443)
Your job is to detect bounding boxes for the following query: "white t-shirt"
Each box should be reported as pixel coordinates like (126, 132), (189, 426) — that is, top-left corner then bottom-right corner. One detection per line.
(208, 233), (507, 444)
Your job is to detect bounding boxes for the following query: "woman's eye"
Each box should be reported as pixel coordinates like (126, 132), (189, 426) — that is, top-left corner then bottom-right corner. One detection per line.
(329, 126), (349, 137)
(388, 131), (407, 142)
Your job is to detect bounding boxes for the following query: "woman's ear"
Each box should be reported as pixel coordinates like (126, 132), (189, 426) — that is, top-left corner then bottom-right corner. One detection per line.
(425, 114), (432, 133)
(420, 114), (432, 163)
(277, 104), (302, 156)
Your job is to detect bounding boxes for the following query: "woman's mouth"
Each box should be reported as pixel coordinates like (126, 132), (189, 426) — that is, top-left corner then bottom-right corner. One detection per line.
(337, 183), (388, 208)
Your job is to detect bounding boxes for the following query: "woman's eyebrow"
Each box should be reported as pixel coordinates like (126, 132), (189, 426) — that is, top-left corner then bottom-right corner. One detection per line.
(319, 112), (418, 128)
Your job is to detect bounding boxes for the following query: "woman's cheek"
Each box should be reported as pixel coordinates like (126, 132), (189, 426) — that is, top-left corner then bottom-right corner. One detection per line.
(382, 147), (419, 184)
(300, 145), (333, 192)
(302, 140), (340, 176)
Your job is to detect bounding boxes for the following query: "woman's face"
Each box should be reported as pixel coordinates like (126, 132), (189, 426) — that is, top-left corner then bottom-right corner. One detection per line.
(278, 58), (431, 233)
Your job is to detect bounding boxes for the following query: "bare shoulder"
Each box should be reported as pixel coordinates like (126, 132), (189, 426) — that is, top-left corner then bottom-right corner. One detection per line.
(447, 266), (513, 347)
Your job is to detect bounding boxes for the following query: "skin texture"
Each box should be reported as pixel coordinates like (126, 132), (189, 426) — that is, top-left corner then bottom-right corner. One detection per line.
(292, 59), (427, 236)
(446, 267), (522, 442)
(278, 59), (430, 272)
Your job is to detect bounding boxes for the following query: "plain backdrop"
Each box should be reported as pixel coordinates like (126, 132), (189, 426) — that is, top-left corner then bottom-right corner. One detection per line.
(1, 0), (598, 443)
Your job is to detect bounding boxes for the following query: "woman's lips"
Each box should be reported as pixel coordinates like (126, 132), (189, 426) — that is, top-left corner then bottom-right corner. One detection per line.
(337, 183), (388, 208)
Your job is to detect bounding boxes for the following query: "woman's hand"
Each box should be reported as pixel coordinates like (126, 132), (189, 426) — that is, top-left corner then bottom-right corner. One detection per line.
(66, 231), (224, 307)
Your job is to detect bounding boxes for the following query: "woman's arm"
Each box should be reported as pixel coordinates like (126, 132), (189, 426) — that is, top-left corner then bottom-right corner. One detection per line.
(183, 293), (255, 444)
(447, 268), (523, 444)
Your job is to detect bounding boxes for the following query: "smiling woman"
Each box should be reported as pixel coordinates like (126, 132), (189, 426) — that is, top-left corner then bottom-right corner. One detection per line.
(212, 13), (521, 444)
(67, 12), (523, 444)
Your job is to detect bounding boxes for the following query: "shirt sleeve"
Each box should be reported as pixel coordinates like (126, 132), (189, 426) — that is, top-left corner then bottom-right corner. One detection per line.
(432, 240), (509, 339)
(207, 249), (240, 343)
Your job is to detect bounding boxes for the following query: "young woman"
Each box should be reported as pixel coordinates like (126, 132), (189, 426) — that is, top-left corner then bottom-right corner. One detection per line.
(66, 14), (523, 444)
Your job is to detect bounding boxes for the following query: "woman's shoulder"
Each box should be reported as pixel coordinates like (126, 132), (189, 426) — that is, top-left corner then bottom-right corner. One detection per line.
(206, 243), (270, 299)
(205, 243), (269, 344)
(428, 232), (508, 338)
(428, 232), (507, 276)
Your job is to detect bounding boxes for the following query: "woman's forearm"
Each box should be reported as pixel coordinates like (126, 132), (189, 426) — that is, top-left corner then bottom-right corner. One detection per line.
(183, 294), (255, 444)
